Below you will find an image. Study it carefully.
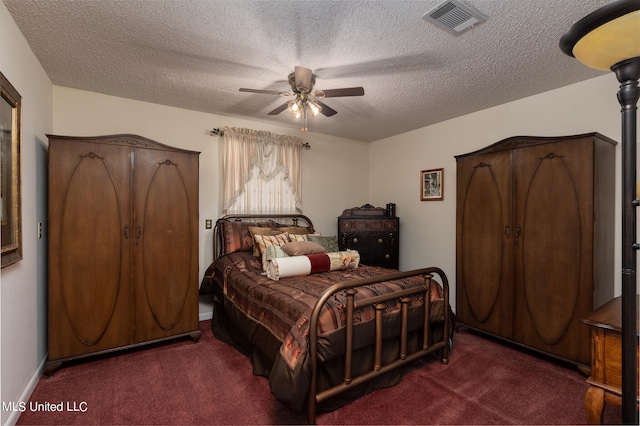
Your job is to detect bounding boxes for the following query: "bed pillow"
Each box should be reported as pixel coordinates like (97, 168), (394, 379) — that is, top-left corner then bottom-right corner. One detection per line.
(281, 241), (327, 256)
(307, 235), (339, 253)
(276, 226), (313, 235)
(264, 244), (290, 261)
(266, 250), (360, 281)
(253, 232), (290, 255)
(288, 231), (323, 242)
(218, 220), (271, 256)
(288, 233), (308, 242)
(249, 226), (283, 257)
(328, 249), (360, 270)
(253, 232), (290, 271)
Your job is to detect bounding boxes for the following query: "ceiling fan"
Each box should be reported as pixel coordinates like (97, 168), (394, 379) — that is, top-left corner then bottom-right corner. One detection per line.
(239, 66), (365, 131)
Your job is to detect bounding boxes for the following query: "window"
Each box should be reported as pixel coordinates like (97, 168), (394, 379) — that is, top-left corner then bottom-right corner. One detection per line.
(221, 127), (304, 214)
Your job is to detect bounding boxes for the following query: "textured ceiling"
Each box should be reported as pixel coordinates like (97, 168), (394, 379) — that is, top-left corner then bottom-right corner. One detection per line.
(4, 0), (613, 142)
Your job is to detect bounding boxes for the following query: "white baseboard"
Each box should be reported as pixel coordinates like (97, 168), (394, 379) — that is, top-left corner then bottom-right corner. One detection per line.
(199, 310), (213, 321)
(199, 293), (214, 321)
(4, 355), (47, 426)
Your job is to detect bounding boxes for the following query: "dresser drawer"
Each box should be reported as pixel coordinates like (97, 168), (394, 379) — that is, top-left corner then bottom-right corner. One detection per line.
(338, 205), (400, 269)
(339, 231), (398, 269)
(338, 218), (398, 233)
(339, 231), (396, 248)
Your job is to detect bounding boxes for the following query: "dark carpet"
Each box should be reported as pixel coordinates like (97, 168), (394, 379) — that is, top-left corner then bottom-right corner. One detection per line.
(16, 321), (621, 425)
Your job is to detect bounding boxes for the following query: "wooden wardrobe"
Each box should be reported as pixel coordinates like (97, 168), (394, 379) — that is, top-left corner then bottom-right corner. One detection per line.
(455, 133), (616, 367)
(47, 134), (201, 372)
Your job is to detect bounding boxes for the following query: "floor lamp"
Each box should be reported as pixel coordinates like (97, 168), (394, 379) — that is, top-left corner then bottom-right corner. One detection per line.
(560, 0), (639, 424)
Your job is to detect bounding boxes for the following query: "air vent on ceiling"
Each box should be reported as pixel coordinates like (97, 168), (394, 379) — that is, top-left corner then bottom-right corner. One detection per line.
(422, 0), (486, 35)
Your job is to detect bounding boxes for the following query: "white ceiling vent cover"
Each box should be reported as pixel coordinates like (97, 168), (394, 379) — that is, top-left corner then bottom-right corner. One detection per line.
(423, 0), (486, 35)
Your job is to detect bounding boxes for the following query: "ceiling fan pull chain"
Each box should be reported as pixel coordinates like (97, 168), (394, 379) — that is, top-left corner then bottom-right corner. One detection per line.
(301, 108), (308, 132)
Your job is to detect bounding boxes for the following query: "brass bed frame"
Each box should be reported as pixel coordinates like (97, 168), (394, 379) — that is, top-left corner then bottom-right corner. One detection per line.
(211, 214), (450, 424)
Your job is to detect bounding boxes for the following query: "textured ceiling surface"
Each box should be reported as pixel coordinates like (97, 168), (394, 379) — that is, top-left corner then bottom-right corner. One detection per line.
(4, 0), (613, 142)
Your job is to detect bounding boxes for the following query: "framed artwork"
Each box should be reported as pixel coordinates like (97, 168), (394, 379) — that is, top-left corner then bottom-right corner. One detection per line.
(1, 72), (23, 267)
(420, 168), (443, 201)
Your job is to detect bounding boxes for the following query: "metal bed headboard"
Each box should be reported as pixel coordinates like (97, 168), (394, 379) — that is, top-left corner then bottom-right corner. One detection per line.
(213, 213), (314, 261)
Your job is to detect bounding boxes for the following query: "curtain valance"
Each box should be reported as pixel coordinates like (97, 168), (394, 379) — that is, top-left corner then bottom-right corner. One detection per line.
(222, 127), (304, 212)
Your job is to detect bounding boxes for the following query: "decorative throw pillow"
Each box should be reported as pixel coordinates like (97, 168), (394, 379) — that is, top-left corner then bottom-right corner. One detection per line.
(253, 232), (289, 255)
(281, 241), (327, 256)
(219, 220), (254, 256)
(288, 231), (323, 242)
(249, 226), (283, 257)
(288, 233), (308, 242)
(264, 245), (290, 261)
(278, 226), (312, 235)
(266, 250), (360, 281)
(254, 232), (290, 271)
(327, 249), (360, 270)
(307, 235), (339, 253)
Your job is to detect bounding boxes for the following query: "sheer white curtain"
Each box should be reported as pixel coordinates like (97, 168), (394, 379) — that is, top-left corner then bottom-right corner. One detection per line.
(222, 127), (304, 214)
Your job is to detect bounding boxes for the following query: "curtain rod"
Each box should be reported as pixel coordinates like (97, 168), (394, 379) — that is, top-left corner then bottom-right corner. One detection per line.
(209, 128), (311, 149)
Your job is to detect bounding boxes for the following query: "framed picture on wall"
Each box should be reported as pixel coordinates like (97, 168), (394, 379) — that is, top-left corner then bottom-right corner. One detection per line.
(420, 168), (443, 201)
(1, 72), (23, 268)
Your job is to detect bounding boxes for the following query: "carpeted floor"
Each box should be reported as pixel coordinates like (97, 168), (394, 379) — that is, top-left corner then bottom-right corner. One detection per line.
(16, 320), (621, 425)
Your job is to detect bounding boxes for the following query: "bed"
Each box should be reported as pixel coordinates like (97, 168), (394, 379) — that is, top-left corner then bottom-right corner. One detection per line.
(200, 214), (452, 423)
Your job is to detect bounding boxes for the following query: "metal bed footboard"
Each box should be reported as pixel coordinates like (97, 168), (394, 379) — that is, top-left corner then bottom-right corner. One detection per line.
(307, 267), (450, 424)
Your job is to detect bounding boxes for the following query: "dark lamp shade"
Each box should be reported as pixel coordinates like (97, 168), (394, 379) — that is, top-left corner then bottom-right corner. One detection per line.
(560, 0), (640, 70)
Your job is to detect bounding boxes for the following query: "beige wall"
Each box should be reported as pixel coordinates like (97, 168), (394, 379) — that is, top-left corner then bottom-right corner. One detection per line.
(369, 73), (623, 310)
(2, 1), (632, 424)
(0, 3), (53, 426)
(52, 86), (371, 286)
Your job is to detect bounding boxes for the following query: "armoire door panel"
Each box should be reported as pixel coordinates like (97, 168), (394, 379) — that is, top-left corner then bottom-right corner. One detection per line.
(520, 152), (582, 344)
(48, 141), (132, 360)
(456, 150), (513, 338)
(132, 148), (199, 342)
(513, 139), (595, 364)
(141, 158), (192, 331)
(60, 153), (124, 345)
(461, 162), (505, 322)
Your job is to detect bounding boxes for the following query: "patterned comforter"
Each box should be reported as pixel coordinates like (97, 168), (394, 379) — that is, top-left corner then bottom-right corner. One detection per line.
(207, 251), (448, 411)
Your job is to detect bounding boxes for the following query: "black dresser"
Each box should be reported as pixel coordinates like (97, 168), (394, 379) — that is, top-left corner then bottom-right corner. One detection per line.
(338, 204), (399, 269)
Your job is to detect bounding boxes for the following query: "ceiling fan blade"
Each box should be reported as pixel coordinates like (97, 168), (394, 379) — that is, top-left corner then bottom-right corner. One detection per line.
(294, 66), (313, 92)
(268, 102), (289, 115)
(317, 87), (365, 97)
(240, 88), (290, 96)
(315, 100), (337, 117)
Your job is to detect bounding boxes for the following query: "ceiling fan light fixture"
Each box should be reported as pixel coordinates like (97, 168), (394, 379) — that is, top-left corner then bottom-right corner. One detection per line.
(308, 100), (322, 116)
(240, 66), (364, 131)
(287, 99), (300, 114)
(288, 95), (321, 129)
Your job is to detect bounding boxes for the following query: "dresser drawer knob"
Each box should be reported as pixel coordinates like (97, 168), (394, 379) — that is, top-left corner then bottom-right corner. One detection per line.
(378, 238), (383, 244)
(352, 237), (358, 244)
(385, 254), (391, 259)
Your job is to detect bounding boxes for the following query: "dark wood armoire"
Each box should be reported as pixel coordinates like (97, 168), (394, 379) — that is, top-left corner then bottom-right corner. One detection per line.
(455, 133), (616, 367)
(47, 134), (201, 372)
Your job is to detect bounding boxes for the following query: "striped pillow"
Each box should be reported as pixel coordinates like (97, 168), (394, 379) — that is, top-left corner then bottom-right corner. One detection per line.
(253, 232), (290, 255)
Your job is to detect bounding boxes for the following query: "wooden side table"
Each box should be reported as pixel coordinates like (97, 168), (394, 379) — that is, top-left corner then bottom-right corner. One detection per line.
(581, 296), (639, 424)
